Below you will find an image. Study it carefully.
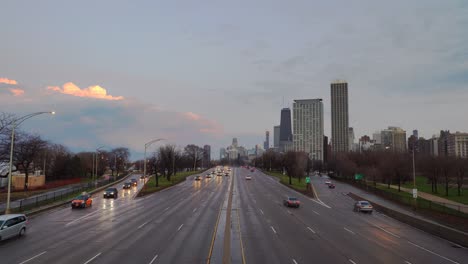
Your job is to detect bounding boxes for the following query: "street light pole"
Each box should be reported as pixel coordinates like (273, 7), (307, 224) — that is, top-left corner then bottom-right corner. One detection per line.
(412, 148), (417, 199)
(144, 139), (165, 179)
(5, 111), (55, 214)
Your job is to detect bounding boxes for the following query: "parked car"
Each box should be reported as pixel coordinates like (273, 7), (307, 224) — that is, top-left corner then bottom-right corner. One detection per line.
(103, 187), (118, 199)
(283, 196), (300, 208)
(0, 214), (28, 241)
(71, 193), (93, 209)
(354, 201), (373, 213)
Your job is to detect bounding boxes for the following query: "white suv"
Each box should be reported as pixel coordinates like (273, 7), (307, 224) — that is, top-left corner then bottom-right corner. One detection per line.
(0, 214), (28, 241)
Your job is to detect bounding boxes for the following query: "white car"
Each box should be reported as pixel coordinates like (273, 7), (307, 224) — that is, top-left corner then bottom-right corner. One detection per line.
(245, 176), (252, 180)
(325, 180), (331, 185)
(0, 214), (28, 241)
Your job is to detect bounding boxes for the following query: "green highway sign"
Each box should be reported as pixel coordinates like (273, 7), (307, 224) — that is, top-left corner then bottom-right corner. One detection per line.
(354, 174), (363, 180)
(305, 176), (310, 184)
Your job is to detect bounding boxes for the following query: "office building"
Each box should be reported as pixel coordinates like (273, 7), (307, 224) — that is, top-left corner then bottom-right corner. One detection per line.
(264, 131), (270, 150)
(274, 125), (280, 149)
(348, 127), (355, 152)
(381, 127), (407, 152)
(203, 145), (211, 167)
(220, 148), (226, 160)
(323, 136), (329, 163)
(448, 132), (468, 158)
(438, 130), (450, 156)
(292, 99), (324, 161)
(279, 108), (293, 152)
(331, 81), (349, 153)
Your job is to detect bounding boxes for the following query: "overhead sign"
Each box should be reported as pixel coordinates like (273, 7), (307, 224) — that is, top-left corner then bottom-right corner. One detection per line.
(354, 174), (363, 180)
(305, 176), (310, 184)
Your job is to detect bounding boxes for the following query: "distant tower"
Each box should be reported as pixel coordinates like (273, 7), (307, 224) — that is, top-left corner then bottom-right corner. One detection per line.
(274, 125), (280, 149)
(413, 130), (418, 138)
(331, 80), (349, 153)
(279, 108), (293, 152)
(264, 131), (270, 150)
(232, 138), (238, 147)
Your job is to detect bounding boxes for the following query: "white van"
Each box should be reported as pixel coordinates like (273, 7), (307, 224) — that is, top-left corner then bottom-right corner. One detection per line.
(0, 214), (28, 241)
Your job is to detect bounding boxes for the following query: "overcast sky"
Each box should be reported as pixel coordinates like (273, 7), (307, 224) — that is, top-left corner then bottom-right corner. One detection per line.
(1, 0), (468, 160)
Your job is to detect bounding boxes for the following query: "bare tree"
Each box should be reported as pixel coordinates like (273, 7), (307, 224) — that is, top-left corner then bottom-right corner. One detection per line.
(13, 133), (48, 190)
(184, 144), (203, 170)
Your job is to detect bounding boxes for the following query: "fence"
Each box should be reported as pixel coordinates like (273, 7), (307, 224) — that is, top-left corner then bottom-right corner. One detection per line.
(1, 173), (130, 214)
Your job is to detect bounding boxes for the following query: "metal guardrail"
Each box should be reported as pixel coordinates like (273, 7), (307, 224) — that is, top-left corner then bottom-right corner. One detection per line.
(1, 173), (130, 214)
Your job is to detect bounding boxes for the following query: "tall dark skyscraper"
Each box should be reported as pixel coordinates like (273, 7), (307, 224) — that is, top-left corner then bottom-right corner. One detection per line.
(203, 145), (211, 167)
(279, 108), (293, 152)
(331, 81), (349, 153)
(264, 131), (270, 150)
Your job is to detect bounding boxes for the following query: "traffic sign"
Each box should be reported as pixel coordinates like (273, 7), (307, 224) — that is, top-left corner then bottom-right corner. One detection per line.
(305, 176), (310, 184)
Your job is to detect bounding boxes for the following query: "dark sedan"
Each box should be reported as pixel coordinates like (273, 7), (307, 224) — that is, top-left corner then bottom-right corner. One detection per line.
(103, 188), (118, 199)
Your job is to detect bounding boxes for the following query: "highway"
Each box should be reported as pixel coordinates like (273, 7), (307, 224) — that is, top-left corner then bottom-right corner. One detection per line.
(0, 168), (467, 264)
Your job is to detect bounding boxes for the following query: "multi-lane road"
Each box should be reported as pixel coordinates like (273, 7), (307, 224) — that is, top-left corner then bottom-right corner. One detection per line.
(0, 168), (467, 264)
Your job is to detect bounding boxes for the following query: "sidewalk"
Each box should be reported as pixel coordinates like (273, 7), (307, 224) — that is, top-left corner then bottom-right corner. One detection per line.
(377, 183), (468, 214)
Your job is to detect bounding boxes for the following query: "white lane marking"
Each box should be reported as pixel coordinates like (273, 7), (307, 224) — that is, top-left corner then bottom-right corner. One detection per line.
(66, 210), (100, 226)
(260, 209), (264, 215)
(307, 227), (316, 234)
(308, 197), (332, 208)
(312, 210), (320, 215)
(177, 224), (184, 231)
(349, 260), (357, 264)
(193, 208), (197, 213)
(344, 227), (355, 235)
(292, 259), (298, 264)
(18, 251), (47, 264)
(374, 225), (400, 238)
(149, 254), (159, 264)
(83, 253), (101, 264)
(405, 261), (412, 264)
(164, 207), (170, 211)
(138, 221), (149, 229)
(287, 210), (292, 215)
(271, 226), (277, 234)
(408, 241), (459, 264)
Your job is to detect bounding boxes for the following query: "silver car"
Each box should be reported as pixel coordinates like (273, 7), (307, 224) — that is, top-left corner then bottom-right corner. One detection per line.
(0, 214), (28, 241)
(354, 201), (373, 213)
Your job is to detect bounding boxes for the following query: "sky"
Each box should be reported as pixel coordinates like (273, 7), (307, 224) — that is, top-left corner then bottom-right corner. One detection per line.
(1, 0), (468, 160)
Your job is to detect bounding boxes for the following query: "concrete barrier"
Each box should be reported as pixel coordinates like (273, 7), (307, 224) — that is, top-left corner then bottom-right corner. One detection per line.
(349, 192), (468, 248)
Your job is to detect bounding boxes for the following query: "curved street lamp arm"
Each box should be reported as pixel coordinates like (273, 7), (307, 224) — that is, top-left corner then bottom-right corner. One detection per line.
(145, 138), (165, 148)
(14, 111), (55, 127)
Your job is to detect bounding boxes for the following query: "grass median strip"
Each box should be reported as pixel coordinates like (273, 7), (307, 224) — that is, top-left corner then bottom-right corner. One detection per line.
(138, 170), (203, 197)
(262, 170), (308, 191)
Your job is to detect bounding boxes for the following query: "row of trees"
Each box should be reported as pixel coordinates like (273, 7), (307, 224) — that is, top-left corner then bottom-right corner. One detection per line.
(251, 148), (467, 197)
(138, 144), (213, 187)
(1, 112), (130, 190)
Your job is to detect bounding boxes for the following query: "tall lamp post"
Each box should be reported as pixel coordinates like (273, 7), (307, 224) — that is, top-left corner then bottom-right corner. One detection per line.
(412, 148), (417, 199)
(6, 111), (55, 214)
(95, 146), (105, 186)
(143, 139), (165, 179)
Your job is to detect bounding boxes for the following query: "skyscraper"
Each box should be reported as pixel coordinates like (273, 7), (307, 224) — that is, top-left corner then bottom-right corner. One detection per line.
(203, 145), (211, 167)
(348, 127), (355, 151)
(264, 131), (270, 150)
(331, 81), (349, 153)
(292, 99), (324, 161)
(220, 148), (226, 160)
(274, 125), (280, 149)
(279, 108), (293, 152)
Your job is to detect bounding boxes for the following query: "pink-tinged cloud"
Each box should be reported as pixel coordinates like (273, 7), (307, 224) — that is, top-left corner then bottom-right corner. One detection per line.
(184, 112), (201, 121)
(0, 78), (18, 85)
(9, 88), (25, 96)
(47, 82), (124, 100)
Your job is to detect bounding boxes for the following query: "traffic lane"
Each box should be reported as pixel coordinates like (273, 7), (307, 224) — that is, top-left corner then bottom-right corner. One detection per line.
(258, 172), (468, 264)
(310, 176), (468, 263)
(237, 170), (304, 264)
(252, 172), (415, 264)
(238, 169), (348, 264)
(95, 171), (229, 264)
(13, 172), (218, 264)
(0, 173), (206, 263)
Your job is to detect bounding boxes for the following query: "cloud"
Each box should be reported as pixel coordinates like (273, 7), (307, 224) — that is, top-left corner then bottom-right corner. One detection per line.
(0, 78), (18, 85)
(183, 112), (201, 121)
(47, 82), (124, 100)
(9, 88), (25, 96)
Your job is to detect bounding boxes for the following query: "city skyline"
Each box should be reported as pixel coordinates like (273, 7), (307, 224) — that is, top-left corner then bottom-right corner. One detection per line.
(2, 1), (468, 159)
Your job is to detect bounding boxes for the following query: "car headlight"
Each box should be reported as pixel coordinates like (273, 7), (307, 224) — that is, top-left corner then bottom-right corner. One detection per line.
(110, 192), (114, 195)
